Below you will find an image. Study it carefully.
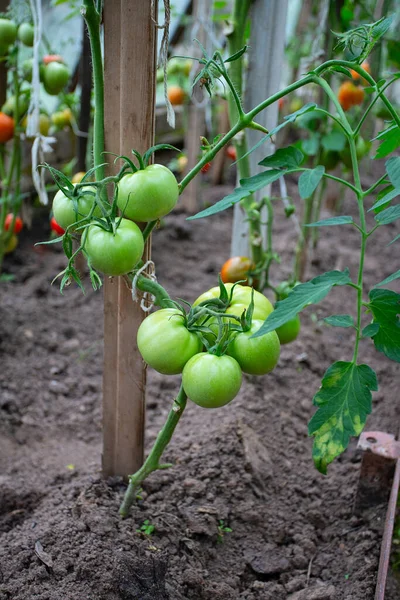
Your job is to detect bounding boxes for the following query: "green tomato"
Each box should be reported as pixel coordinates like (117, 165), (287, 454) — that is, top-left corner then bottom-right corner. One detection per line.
(2, 94), (30, 118)
(52, 184), (100, 230)
(182, 353), (242, 408)
(18, 23), (34, 47)
(43, 62), (70, 95)
(194, 283), (274, 321)
(0, 18), (18, 46)
(227, 320), (280, 375)
(21, 59), (45, 83)
(340, 136), (370, 169)
(85, 218), (144, 276)
(117, 164), (179, 222)
(320, 149), (340, 171)
(276, 315), (301, 345)
(137, 308), (202, 375)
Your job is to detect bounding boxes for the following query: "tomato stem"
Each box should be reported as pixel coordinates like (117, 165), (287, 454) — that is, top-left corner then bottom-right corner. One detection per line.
(119, 385), (187, 517)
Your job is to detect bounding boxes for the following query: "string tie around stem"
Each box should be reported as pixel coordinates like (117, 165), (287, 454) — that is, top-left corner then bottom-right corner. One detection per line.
(131, 260), (157, 312)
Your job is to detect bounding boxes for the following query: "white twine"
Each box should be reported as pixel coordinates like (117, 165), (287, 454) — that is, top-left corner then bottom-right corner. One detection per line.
(131, 260), (157, 312)
(152, 0), (175, 128)
(27, 0), (55, 205)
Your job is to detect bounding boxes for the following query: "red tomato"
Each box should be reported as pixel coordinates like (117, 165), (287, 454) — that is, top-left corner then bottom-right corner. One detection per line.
(201, 162), (211, 173)
(43, 54), (64, 65)
(338, 82), (364, 111)
(226, 145), (237, 161)
(4, 213), (23, 234)
(50, 216), (65, 235)
(0, 112), (14, 143)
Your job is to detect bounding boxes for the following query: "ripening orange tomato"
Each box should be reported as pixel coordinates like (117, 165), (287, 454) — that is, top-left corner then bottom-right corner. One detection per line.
(350, 61), (371, 85)
(167, 85), (185, 106)
(338, 81), (364, 111)
(221, 256), (255, 285)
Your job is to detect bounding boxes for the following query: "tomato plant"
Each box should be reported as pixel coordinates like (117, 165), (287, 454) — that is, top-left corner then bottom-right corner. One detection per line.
(117, 164), (179, 222)
(85, 218), (144, 277)
(137, 308), (202, 374)
(182, 353), (242, 408)
(194, 283), (274, 321)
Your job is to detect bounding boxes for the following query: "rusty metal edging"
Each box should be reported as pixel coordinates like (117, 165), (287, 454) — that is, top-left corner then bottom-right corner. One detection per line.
(375, 456), (400, 600)
(357, 432), (400, 600)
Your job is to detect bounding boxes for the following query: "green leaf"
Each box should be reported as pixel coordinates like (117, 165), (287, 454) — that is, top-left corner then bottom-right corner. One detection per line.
(309, 362), (378, 474)
(321, 131), (346, 152)
(386, 156), (400, 189)
(259, 146), (304, 169)
(252, 269), (352, 337)
(302, 134), (320, 157)
(305, 216), (354, 227)
(374, 204), (400, 225)
(187, 169), (283, 220)
(324, 314), (354, 328)
(374, 125), (400, 159)
(369, 186), (398, 213)
(388, 233), (400, 246)
(224, 45), (248, 63)
(298, 166), (325, 199)
(362, 323), (380, 338)
(371, 15), (393, 40)
(374, 269), (400, 287)
(368, 288), (400, 362)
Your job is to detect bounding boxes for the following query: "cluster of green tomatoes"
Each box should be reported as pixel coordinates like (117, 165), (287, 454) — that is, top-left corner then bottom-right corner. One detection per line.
(137, 282), (295, 410)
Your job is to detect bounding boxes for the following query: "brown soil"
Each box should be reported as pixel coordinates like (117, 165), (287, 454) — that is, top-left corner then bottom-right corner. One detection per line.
(0, 173), (399, 600)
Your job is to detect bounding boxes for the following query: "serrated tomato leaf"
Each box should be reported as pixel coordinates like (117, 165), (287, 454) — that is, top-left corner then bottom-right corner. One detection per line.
(187, 169), (283, 219)
(374, 204), (400, 225)
(374, 125), (400, 159)
(386, 156), (400, 189)
(252, 269), (352, 337)
(374, 269), (400, 287)
(324, 314), (354, 328)
(305, 216), (354, 227)
(368, 288), (400, 362)
(308, 361), (378, 474)
(259, 146), (304, 169)
(298, 166), (325, 199)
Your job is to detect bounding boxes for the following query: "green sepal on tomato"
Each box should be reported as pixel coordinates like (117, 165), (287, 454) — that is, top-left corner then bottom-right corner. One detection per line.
(194, 283), (274, 321)
(182, 353), (242, 408)
(227, 320), (280, 375)
(52, 184), (100, 231)
(137, 308), (203, 375)
(85, 218), (144, 277)
(117, 164), (179, 222)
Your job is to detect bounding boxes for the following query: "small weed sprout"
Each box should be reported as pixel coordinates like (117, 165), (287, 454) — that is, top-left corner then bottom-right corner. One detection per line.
(217, 519), (232, 543)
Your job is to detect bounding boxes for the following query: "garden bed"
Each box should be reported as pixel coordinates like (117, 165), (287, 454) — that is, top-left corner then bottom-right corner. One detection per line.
(0, 175), (399, 600)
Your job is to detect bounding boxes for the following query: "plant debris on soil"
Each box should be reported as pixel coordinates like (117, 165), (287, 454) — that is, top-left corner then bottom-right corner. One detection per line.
(0, 172), (399, 600)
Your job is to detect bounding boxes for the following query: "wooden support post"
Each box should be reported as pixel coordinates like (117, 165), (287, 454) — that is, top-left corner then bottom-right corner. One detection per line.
(231, 0), (288, 257)
(102, 1), (157, 477)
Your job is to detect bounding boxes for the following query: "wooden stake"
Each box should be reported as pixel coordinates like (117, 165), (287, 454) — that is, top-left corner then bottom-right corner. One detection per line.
(102, 1), (157, 477)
